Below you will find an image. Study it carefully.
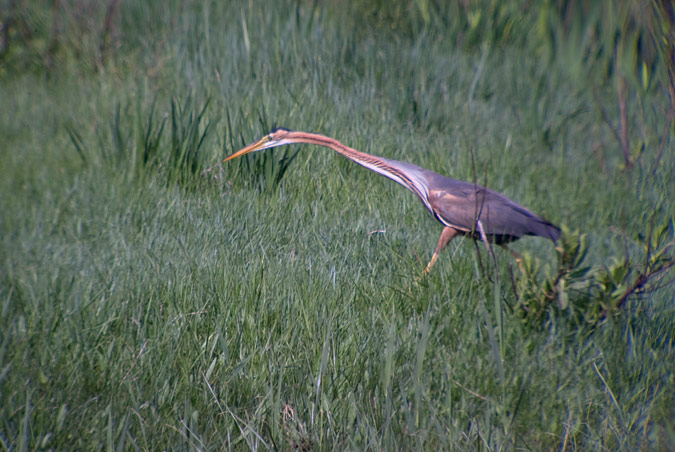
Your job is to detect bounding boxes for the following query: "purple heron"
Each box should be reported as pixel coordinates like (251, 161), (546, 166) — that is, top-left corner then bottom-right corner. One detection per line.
(223, 128), (561, 274)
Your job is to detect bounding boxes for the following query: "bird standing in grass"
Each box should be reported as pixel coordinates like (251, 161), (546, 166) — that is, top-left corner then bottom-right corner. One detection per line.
(223, 128), (561, 274)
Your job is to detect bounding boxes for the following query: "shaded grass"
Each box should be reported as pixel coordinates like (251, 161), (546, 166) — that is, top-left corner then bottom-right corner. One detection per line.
(1, 1), (674, 450)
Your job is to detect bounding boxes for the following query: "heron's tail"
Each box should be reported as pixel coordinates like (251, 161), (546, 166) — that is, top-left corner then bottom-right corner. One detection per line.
(534, 220), (561, 242)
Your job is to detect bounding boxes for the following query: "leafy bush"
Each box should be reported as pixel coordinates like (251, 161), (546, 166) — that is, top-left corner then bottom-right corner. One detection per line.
(516, 221), (675, 329)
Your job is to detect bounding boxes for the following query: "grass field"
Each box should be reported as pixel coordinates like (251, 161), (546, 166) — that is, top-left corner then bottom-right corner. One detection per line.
(1, 1), (674, 450)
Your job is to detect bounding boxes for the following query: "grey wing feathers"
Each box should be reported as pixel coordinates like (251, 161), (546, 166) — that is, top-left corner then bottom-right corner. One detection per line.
(425, 172), (561, 243)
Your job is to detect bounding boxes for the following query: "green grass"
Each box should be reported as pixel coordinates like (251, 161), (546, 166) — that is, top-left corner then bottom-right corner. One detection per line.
(1, 1), (674, 450)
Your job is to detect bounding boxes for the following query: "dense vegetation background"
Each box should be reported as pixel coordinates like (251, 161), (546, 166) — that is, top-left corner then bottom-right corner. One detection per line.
(1, 1), (674, 450)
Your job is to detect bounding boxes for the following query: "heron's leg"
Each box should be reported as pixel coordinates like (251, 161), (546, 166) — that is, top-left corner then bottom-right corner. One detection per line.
(500, 244), (524, 272)
(476, 221), (494, 258)
(423, 227), (459, 275)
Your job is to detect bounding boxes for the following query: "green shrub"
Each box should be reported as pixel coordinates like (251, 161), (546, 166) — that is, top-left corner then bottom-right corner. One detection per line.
(517, 221), (675, 329)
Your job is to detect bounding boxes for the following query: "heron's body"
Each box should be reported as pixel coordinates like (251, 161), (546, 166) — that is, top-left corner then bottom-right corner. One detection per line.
(224, 128), (560, 274)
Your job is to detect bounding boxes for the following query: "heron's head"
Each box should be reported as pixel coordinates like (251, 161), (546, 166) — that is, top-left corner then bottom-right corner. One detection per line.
(223, 127), (294, 162)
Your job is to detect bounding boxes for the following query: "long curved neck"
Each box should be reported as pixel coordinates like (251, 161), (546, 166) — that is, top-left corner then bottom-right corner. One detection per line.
(282, 131), (432, 213)
(283, 131), (380, 166)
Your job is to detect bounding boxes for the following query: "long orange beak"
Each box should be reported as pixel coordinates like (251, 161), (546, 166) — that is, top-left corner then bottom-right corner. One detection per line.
(223, 136), (271, 162)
